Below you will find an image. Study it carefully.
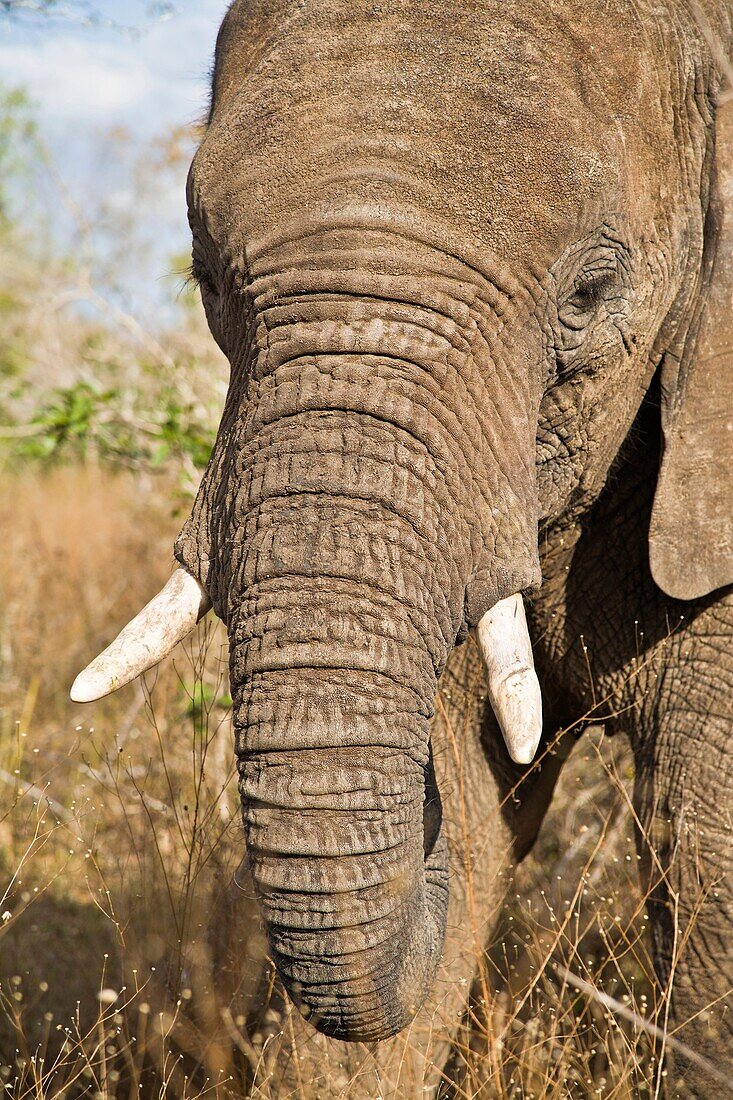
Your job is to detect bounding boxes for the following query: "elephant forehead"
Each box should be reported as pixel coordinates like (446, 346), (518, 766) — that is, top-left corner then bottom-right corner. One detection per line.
(191, 0), (669, 268)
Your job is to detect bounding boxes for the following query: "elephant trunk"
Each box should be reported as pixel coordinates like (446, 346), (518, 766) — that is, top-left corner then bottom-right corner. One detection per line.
(231, 511), (449, 1039)
(174, 253), (541, 1039)
(224, 391), (458, 1039)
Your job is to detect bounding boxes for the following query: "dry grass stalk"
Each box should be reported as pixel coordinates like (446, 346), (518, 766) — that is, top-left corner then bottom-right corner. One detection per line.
(0, 468), (720, 1098)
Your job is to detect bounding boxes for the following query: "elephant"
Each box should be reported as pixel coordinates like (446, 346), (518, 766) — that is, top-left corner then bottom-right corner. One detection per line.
(72, 0), (733, 1094)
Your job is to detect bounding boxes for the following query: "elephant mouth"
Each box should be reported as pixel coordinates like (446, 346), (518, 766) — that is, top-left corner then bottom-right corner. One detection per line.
(71, 245), (543, 1040)
(71, 555), (542, 770)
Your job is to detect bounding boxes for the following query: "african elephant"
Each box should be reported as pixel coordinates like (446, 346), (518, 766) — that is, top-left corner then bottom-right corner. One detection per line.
(73, 0), (733, 1094)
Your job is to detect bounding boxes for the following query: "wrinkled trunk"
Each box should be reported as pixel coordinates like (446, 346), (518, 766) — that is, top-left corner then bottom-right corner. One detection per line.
(176, 242), (540, 1039)
(206, 407), (457, 1040)
(230, 516), (450, 1040)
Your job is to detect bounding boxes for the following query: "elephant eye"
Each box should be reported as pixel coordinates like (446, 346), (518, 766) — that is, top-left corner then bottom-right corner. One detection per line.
(198, 273), (220, 310)
(550, 226), (633, 369)
(190, 234), (220, 303)
(568, 271), (614, 311)
(190, 257), (218, 303)
(557, 260), (621, 335)
(190, 235), (228, 353)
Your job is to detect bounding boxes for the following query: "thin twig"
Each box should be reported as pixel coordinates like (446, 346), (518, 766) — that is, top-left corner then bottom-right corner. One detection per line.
(555, 964), (732, 1089)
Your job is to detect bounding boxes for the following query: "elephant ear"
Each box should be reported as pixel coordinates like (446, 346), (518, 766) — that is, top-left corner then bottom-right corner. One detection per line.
(649, 101), (733, 601)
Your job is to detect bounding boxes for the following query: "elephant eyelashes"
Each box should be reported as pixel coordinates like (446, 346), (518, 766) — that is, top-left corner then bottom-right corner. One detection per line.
(569, 271), (615, 311)
(190, 259), (217, 303)
(190, 232), (221, 305)
(190, 243), (226, 350)
(561, 263), (620, 322)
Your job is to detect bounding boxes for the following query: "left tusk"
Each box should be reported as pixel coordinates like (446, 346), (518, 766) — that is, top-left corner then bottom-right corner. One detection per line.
(474, 593), (543, 765)
(70, 568), (212, 704)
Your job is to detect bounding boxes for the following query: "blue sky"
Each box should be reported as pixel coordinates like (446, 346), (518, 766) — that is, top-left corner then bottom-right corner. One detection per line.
(0, 0), (232, 316)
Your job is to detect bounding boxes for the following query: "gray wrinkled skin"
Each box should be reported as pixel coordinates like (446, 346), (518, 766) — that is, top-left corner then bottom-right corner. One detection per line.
(175, 1), (733, 1092)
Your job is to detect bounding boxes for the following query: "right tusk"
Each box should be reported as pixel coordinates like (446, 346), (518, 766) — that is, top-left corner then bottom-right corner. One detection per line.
(70, 568), (212, 704)
(474, 593), (543, 765)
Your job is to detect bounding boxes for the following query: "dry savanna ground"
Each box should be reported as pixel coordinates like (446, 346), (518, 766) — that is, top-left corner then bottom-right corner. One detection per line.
(0, 466), (687, 1098)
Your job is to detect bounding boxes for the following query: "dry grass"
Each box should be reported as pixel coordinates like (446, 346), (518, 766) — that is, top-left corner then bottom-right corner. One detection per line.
(0, 467), (675, 1098)
(447, 734), (661, 1100)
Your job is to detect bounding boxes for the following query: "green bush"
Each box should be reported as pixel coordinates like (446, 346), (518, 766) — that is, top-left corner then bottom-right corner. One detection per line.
(0, 83), (227, 492)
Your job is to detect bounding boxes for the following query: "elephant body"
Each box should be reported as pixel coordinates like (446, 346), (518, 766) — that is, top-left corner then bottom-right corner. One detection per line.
(534, 401), (733, 1093)
(212, 408), (733, 1097)
(82, 0), (733, 1092)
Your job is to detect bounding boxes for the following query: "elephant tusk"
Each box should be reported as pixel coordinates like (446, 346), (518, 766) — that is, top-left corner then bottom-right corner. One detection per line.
(474, 593), (543, 765)
(70, 568), (212, 704)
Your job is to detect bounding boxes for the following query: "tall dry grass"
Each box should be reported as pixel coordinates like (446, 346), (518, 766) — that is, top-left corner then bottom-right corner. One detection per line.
(0, 466), (682, 1098)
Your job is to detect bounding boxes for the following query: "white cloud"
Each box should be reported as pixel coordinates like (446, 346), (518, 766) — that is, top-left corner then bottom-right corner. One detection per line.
(0, 38), (156, 119)
(0, 0), (230, 129)
(0, 0), (231, 312)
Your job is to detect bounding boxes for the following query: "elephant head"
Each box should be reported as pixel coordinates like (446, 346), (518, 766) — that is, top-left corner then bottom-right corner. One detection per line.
(73, 0), (733, 1042)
